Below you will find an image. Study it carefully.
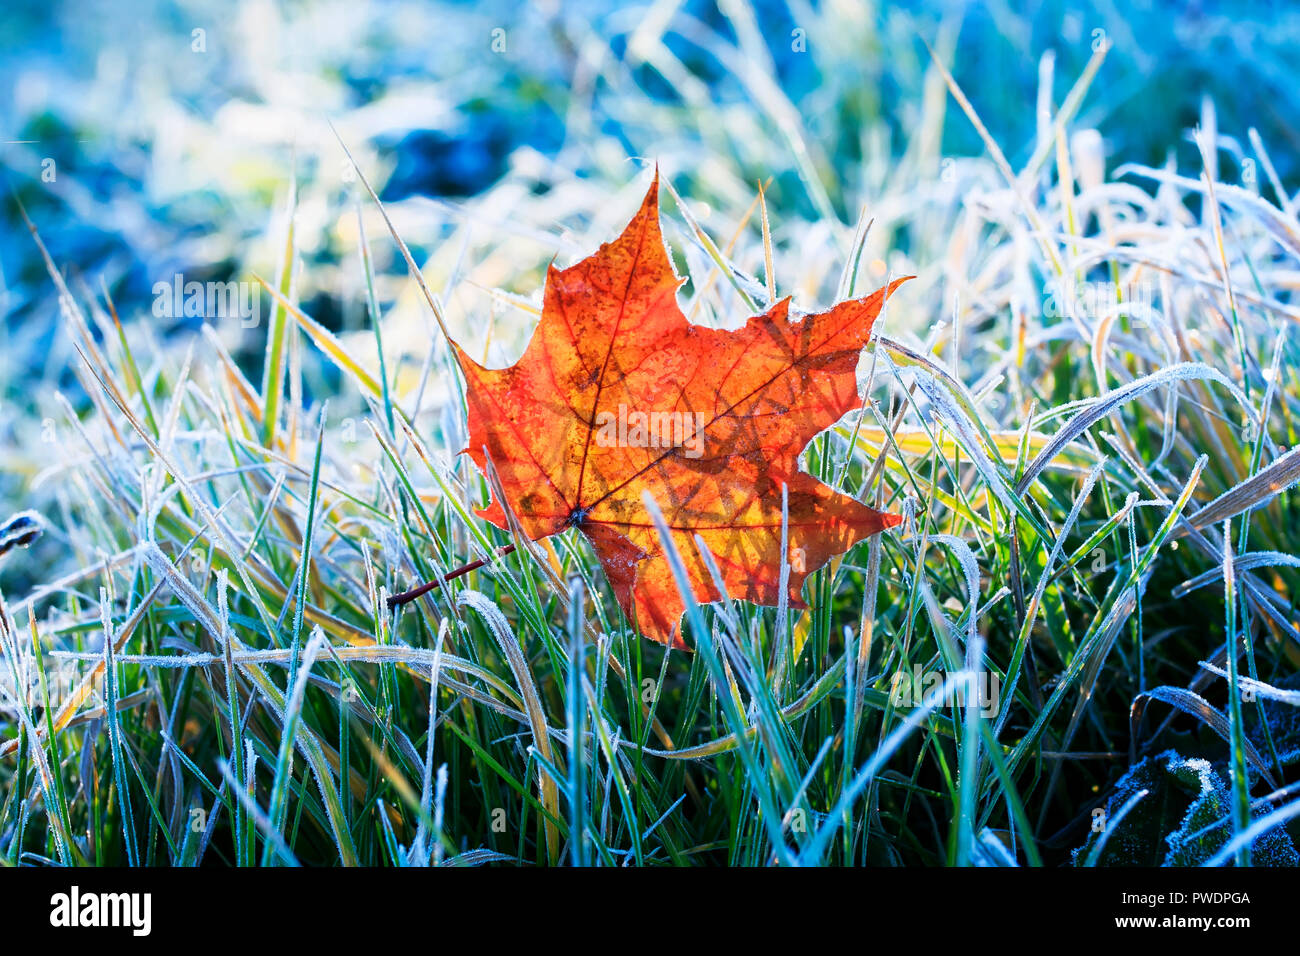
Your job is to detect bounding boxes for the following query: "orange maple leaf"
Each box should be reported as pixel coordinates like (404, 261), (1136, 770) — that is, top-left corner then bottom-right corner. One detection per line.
(455, 174), (905, 647)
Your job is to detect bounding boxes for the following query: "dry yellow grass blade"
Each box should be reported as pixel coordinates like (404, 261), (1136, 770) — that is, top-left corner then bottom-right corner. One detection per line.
(256, 277), (386, 400)
(457, 589), (562, 864)
(0, 580), (164, 759)
(840, 424), (1097, 473)
(1180, 446), (1300, 535)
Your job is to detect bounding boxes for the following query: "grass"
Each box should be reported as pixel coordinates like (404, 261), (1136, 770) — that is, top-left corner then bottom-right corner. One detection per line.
(4, 15), (1300, 867)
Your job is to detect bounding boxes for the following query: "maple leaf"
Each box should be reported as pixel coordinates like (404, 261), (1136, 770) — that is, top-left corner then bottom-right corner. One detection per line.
(455, 174), (905, 648)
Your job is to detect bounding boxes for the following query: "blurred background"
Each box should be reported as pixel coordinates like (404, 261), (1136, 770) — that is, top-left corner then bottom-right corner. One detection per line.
(2, 0), (1298, 576)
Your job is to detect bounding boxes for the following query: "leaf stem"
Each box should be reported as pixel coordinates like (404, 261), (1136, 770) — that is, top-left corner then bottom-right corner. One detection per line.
(386, 545), (517, 608)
